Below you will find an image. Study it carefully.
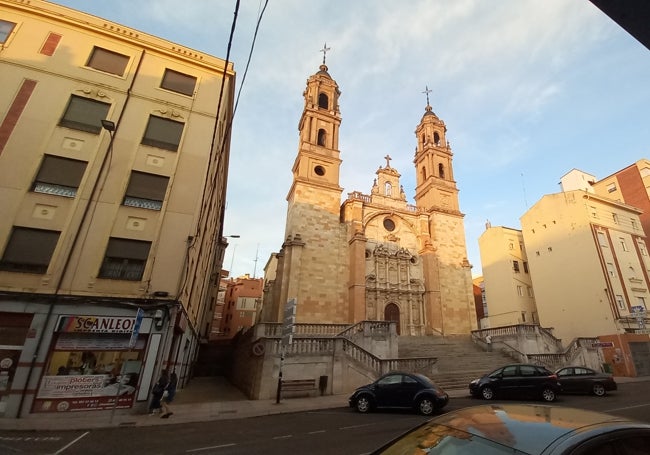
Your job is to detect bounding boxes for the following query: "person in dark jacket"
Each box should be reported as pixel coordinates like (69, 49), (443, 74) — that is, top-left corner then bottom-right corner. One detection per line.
(149, 369), (169, 415)
(160, 370), (178, 418)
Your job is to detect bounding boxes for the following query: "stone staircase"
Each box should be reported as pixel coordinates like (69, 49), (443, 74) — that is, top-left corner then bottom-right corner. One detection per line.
(398, 335), (514, 391)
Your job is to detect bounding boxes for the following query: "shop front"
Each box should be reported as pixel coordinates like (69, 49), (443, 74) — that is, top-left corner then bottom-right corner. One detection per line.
(33, 314), (147, 413)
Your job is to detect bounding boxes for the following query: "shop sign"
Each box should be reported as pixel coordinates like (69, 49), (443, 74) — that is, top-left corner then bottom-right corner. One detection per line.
(56, 315), (137, 334)
(35, 374), (136, 412)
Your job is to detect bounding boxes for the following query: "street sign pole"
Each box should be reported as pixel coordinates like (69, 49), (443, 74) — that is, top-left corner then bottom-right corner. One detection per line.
(110, 308), (143, 423)
(277, 298), (296, 404)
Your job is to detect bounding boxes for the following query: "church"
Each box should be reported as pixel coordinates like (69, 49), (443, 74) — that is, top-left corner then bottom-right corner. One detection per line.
(261, 58), (477, 337)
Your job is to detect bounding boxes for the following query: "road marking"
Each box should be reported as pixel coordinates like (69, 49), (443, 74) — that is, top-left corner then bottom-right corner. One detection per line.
(308, 430), (326, 434)
(272, 435), (293, 440)
(605, 403), (650, 412)
(340, 423), (375, 430)
(53, 431), (89, 454)
(186, 443), (236, 452)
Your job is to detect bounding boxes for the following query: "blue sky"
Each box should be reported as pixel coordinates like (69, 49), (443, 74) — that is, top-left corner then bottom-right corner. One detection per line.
(52, 0), (650, 279)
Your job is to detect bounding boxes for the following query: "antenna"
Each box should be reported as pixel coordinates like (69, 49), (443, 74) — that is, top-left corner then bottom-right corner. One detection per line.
(521, 173), (528, 209)
(252, 243), (260, 278)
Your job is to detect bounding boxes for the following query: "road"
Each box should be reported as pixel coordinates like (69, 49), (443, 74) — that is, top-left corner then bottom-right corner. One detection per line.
(2, 382), (650, 455)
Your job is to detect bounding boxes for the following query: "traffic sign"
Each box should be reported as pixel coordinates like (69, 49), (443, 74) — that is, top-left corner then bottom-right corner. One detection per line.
(129, 308), (144, 348)
(282, 298), (296, 346)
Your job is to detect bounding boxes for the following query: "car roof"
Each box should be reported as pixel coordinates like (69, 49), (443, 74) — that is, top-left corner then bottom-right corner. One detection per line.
(421, 405), (643, 454)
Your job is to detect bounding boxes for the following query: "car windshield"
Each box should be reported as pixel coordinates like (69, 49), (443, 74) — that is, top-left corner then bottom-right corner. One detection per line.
(375, 422), (524, 455)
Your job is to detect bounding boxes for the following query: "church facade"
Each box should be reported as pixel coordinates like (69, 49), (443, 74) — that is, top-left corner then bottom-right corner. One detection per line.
(261, 62), (477, 336)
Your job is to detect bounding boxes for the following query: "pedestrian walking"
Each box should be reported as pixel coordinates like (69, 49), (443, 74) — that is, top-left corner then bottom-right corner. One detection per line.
(149, 369), (169, 415)
(160, 370), (178, 418)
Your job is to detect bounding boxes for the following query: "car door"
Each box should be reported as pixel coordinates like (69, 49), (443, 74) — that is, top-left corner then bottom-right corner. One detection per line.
(517, 365), (541, 397)
(397, 374), (421, 408)
(498, 365), (520, 397)
(557, 367), (579, 393)
(374, 374), (403, 408)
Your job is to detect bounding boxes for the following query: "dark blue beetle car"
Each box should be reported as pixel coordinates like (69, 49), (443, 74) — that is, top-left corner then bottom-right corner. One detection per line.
(349, 371), (449, 416)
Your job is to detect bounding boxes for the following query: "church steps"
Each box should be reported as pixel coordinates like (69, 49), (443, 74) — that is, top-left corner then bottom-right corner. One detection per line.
(398, 335), (513, 391)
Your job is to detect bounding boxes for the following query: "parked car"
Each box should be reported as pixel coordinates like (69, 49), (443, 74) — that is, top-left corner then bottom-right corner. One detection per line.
(348, 372), (449, 416)
(555, 366), (617, 396)
(469, 363), (560, 402)
(370, 404), (650, 455)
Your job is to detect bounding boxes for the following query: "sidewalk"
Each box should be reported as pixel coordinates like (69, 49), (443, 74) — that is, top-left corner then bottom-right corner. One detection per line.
(0, 376), (469, 431)
(1, 376), (645, 431)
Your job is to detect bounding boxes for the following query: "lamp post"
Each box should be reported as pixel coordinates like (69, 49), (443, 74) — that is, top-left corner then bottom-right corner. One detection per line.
(225, 235), (240, 275)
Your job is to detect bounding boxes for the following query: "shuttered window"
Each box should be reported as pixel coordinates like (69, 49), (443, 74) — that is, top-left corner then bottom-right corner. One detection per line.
(86, 46), (129, 76)
(0, 227), (60, 273)
(141, 115), (184, 151)
(32, 155), (87, 197)
(59, 95), (111, 134)
(98, 238), (151, 280)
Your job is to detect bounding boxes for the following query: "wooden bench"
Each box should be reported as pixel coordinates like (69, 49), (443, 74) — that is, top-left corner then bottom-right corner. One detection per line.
(281, 379), (317, 398)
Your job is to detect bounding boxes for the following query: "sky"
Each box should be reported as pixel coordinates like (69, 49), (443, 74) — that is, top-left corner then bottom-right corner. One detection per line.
(52, 0), (650, 279)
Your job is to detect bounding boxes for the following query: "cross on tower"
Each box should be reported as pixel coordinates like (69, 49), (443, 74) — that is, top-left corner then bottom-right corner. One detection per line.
(422, 85), (432, 106)
(320, 42), (331, 65)
(384, 154), (392, 168)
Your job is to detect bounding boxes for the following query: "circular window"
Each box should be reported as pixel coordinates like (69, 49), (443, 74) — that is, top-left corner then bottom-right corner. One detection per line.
(383, 218), (395, 231)
(314, 165), (325, 176)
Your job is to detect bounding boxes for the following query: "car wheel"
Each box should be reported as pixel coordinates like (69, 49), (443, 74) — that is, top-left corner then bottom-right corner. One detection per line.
(592, 383), (606, 396)
(541, 387), (556, 402)
(417, 398), (435, 416)
(355, 395), (373, 413)
(481, 386), (495, 400)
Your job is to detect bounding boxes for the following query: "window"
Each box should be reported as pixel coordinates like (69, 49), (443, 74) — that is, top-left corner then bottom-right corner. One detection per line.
(59, 95), (111, 133)
(385, 182), (392, 196)
(86, 46), (129, 76)
(32, 155), (87, 197)
(523, 261), (529, 273)
(383, 218), (395, 232)
(527, 287), (533, 297)
(638, 241), (648, 256)
(513, 260), (520, 273)
(0, 227), (60, 273)
(607, 263), (616, 277)
(612, 213), (619, 224)
(98, 237), (151, 280)
(0, 20), (16, 43)
(123, 171), (169, 210)
(516, 285), (523, 297)
(160, 69), (197, 96)
(317, 129), (326, 146)
(508, 242), (514, 250)
(141, 115), (184, 151)
(616, 295), (625, 310)
(631, 219), (638, 230)
(620, 238), (629, 251)
(590, 206), (598, 218)
(318, 93), (328, 109)
(438, 163), (445, 178)
(606, 182), (617, 193)
(597, 231), (608, 247)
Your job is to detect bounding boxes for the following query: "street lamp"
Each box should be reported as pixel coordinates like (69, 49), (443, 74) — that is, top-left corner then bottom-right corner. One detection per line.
(101, 119), (116, 133)
(224, 235), (240, 273)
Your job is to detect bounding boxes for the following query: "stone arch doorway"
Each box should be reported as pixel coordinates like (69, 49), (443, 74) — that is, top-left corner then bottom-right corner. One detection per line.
(384, 303), (400, 335)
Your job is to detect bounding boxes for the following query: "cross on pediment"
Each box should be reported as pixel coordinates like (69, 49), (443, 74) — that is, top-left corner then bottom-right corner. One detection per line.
(384, 154), (392, 168)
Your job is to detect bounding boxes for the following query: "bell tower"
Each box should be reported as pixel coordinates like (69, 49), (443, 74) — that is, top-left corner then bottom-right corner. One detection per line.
(286, 45), (342, 215)
(413, 87), (460, 214)
(276, 46), (348, 325)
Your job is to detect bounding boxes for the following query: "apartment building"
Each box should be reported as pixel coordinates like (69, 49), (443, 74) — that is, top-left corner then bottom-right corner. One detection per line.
(478, 226), (537, 328)
(219, 275), (263, 339)
(0, 0), (234, 417)
(521, 190), (650, 376)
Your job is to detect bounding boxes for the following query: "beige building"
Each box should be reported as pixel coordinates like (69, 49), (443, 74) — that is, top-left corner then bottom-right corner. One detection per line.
(478, 225), (537, 328)
(262, 63), (476, 336)
(521, 190), (650, 376)
(0, 0), (234, 417)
